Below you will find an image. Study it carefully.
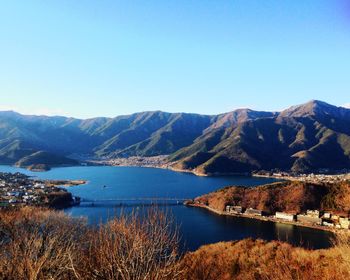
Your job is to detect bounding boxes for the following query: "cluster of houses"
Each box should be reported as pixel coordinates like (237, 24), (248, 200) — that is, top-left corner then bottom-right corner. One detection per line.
(275, 210), (350, 229)
(261, 171), (350, 184)
(226, 205), (263, 216)
(100, 155), (169, 168)
(225, 205), (350, 230)
(0, 172), (74, 207)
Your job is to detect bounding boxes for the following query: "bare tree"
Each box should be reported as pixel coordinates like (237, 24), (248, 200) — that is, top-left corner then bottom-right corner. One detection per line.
(0, 207), (87, 280)
(0, 207), (184, 280)
(80, 208), (184, 280)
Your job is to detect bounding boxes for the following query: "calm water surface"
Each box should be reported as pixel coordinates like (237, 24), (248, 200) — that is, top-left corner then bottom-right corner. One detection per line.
(0, 165), (333, 251)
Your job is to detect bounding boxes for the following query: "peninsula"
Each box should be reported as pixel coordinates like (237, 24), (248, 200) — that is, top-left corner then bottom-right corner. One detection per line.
(186, 180), (350, 233)
(0, 172), (85, 208)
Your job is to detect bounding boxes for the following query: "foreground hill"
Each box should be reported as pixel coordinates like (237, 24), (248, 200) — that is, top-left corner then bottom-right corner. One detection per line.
(1, 207), (349, 280)
(183, 239), (349, 280)
(194, 180), (350, 215)
(0, 100), (350, 173)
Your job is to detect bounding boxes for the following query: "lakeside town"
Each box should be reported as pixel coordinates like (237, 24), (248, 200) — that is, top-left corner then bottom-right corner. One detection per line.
(185, 200), (350, 233)
(0, 172), (82, 208)
(254, 170), (350, 183)
(87, 155), (350, 184)
(91, 155), (170, 168)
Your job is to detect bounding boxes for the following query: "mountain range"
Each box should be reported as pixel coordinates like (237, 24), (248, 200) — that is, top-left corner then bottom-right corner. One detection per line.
(0, 100), (350, 174)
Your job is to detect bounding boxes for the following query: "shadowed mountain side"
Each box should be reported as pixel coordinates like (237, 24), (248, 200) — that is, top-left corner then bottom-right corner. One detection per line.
(0, 100), (350, 174)
(171, 101), (350, 175)
(15, 151), (79, 171)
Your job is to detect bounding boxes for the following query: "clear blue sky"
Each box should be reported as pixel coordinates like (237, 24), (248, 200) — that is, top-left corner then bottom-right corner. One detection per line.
(1, 0), (349, 118)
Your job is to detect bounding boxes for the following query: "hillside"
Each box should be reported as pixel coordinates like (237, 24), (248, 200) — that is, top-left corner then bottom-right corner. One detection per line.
(0, 110), (215, 167)
(171, 100), (350, 175)
(183, 239), (350, 280)
(1, 207), (349, 280)
(194, 180), (350, 215)
(0, 100), (350, 174)
(15, 151), (79, 171)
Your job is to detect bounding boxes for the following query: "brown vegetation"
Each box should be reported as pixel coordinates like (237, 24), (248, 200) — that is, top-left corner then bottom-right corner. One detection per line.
(182, 238), (350, 280)
(1, 207), (350, 280)
(0, 207), (86, 280)
(195, 181), (350, 215)
(80, 209), (183, 280)
(0, 207), (183, 280)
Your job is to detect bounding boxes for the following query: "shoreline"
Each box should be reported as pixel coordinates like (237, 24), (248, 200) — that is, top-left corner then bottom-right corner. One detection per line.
(88, 158), (350, 183)
(8, 156), (349, 183)
(186, 203), (339, 234)
(100, 163), (350, 184)
(88, 159), (273, 178)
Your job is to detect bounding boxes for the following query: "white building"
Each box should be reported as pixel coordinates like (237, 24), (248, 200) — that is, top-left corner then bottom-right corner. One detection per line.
(323, 212), (331, 219)
(339, 218), (350, 229)
(306, 210), (320, 218)
(245, 208), (262, 216)
(275, 212), (295, 222)
(226, 205), (243, 214)
(322, 221), (334, 227)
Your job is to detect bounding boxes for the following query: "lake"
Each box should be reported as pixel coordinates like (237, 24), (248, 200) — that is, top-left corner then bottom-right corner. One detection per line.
(0, 165), (334, 251)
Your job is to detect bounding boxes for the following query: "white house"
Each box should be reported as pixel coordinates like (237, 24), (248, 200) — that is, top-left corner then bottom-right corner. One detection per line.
(339, 218), (350, 229)
(275, 212), (295, 222)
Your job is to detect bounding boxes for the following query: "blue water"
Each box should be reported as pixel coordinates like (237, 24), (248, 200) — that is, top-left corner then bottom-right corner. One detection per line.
(0, 165), (334, 251)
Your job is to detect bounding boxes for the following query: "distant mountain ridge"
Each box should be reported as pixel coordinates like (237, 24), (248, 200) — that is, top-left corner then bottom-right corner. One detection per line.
(0, 110), (216, 169)
(0, 100), (350, 174)
(171, 100), (350, 175)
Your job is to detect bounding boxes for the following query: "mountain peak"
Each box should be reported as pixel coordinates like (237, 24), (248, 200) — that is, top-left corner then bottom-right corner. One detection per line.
(207, 108), (276, 131)
(307, 99), (328, 105)
(0, 110), (21, 117)
(279, 100), (349, 119)
(306, 99), (335, 109)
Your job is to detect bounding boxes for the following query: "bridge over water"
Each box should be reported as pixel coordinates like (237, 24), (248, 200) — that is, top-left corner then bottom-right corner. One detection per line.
(78, 197), (191, 208)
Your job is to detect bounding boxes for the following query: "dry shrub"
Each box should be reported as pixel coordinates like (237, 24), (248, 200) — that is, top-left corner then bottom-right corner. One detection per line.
(79, 208), (183, 280)
(0, 207), (87, 280)
(0, 207), (183, 280)
(2, 207), (350, 280)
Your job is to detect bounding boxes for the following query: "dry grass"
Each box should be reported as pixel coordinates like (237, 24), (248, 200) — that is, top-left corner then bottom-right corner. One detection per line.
(332, 232), (350, 276)
(182, 238), (350, 280)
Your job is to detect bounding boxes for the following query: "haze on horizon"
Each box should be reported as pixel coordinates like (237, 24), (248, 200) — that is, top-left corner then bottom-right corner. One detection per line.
(1, 0), (349, 118)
